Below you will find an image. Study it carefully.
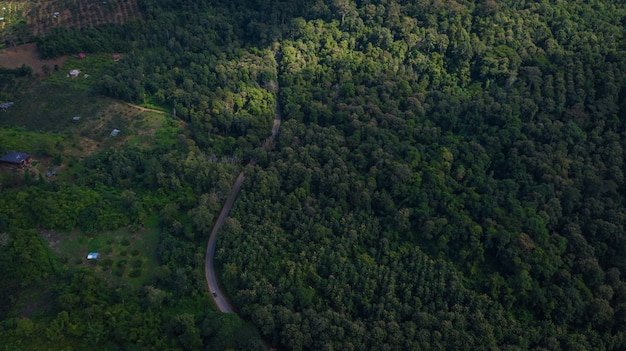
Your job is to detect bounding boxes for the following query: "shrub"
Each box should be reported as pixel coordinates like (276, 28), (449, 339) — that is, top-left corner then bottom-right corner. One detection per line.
(132, 258), (142, 268)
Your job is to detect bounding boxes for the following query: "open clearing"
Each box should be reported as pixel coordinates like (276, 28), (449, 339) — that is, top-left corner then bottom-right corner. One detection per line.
(40, 225), (161, 288)
(0, 43), (67, 75)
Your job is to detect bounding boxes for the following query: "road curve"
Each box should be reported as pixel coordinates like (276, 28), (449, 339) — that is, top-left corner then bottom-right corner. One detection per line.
(204, 171), (245, 313)
(205, 48), (282, 313)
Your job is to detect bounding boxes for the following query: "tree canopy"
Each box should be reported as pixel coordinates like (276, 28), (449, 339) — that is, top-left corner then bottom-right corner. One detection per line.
(1, 0), (625, 349)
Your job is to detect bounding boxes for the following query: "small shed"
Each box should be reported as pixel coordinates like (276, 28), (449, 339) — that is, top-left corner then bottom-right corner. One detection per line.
(69, 69), (80, 77)
(110, 129), (120, 137)
(72, 116), (81, 121)
(77, 53), (86, 59)
(87, 252), (100, 260)
(0, 152), (31, 168)
(0, 102), (14, 110)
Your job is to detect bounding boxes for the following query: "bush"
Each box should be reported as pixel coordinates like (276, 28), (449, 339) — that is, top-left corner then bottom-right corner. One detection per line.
(113, 266), (125, 277)
(132, 258), (142, 268)
(101, 258), (113, 270)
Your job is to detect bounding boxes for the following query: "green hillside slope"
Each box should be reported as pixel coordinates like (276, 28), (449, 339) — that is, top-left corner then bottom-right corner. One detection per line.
(1, 0), (625, 350)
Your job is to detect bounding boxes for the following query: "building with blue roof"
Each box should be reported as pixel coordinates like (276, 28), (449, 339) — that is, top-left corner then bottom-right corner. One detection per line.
(0, 152), (31, 168)
(87, 252), (100, 260)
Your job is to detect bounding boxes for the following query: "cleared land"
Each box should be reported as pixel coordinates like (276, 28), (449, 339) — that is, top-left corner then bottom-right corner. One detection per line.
(0, 43), (67, 75)
(0, 0), (142, 38)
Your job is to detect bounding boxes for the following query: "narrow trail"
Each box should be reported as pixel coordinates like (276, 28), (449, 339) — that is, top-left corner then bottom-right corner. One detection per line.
(124, 102), (169, 115)
(204, 48), (282, 313)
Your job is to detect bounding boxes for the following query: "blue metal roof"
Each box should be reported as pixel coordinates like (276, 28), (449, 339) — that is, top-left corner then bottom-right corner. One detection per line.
(0, 152), (30, 164)
(87, 252), (100, 260)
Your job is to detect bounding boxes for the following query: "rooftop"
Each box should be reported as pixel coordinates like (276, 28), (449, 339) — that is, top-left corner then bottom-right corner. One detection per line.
(87, 252), (100, 260)
(0, 152), (30, 164)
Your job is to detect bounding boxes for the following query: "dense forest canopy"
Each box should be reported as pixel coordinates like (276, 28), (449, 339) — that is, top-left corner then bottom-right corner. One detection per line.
(1, 0), (626, 349)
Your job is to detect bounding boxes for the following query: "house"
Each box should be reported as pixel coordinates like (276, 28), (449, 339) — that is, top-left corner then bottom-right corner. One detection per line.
(110, 129), (120, 136)
(0, 152), (31, 168)
(77, 53), (86, 59)
(87, 252), (100, 260)
(69, 69), (80, 77)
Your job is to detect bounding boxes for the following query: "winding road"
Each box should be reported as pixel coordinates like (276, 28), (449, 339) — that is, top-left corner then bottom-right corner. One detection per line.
(204, 171), (245, 313)
(204, 54), (281, 312)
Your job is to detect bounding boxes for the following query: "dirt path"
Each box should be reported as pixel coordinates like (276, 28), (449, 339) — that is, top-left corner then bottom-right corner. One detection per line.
(123, 101), (188, 126)
(124, 102), (168, 115)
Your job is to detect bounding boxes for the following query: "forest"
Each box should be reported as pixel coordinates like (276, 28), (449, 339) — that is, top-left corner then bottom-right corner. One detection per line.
(1, 0), (626, 350)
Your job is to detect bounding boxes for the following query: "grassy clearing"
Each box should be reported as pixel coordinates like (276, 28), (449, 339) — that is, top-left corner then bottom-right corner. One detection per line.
(0, 80), (180, 161)
(0, 81), (109, 132)
(45, 53), (118, 90)
(57, 226), (161, 287)
(0, 127), (63, 154)
(0, 68), (30, 100)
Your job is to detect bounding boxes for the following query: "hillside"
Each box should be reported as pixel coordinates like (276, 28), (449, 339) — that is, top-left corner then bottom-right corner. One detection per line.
(1, 0), (626, 350)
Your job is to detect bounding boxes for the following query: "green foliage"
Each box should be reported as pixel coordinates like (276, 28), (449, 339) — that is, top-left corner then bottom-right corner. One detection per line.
(0, 128), (64, 157)
(36, 24), (134, 58)
(215, 0), (626, 350)
(44, 54), (120, 91)
(2, 0), (626, 350)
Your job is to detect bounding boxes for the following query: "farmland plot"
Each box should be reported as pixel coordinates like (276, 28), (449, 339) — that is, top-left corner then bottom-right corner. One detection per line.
(0, 0), (142, 42)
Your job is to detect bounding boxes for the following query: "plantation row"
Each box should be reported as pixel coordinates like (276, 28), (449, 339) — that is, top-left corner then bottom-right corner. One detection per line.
(29, 0), (142, 36)
(0, 0), (141, 41)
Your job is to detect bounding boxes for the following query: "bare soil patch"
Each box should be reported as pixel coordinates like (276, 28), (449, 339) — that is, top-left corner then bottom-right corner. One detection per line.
(0, 43), (67, 75)
(39, 229), (64, 254)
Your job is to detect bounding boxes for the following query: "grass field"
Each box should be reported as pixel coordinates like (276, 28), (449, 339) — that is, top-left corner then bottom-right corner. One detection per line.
(45, 53), (120, 90)
(0, 84), (179, 186)
(56, 226), (161, 287)
(0, 77), (179, 154)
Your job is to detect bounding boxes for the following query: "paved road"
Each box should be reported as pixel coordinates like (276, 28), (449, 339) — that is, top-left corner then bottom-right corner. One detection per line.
(204, 171), (245, 313)
(205, 62), (282, 312)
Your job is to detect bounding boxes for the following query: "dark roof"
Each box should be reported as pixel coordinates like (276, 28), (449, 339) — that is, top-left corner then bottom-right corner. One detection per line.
(1, 152), (31, 164)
